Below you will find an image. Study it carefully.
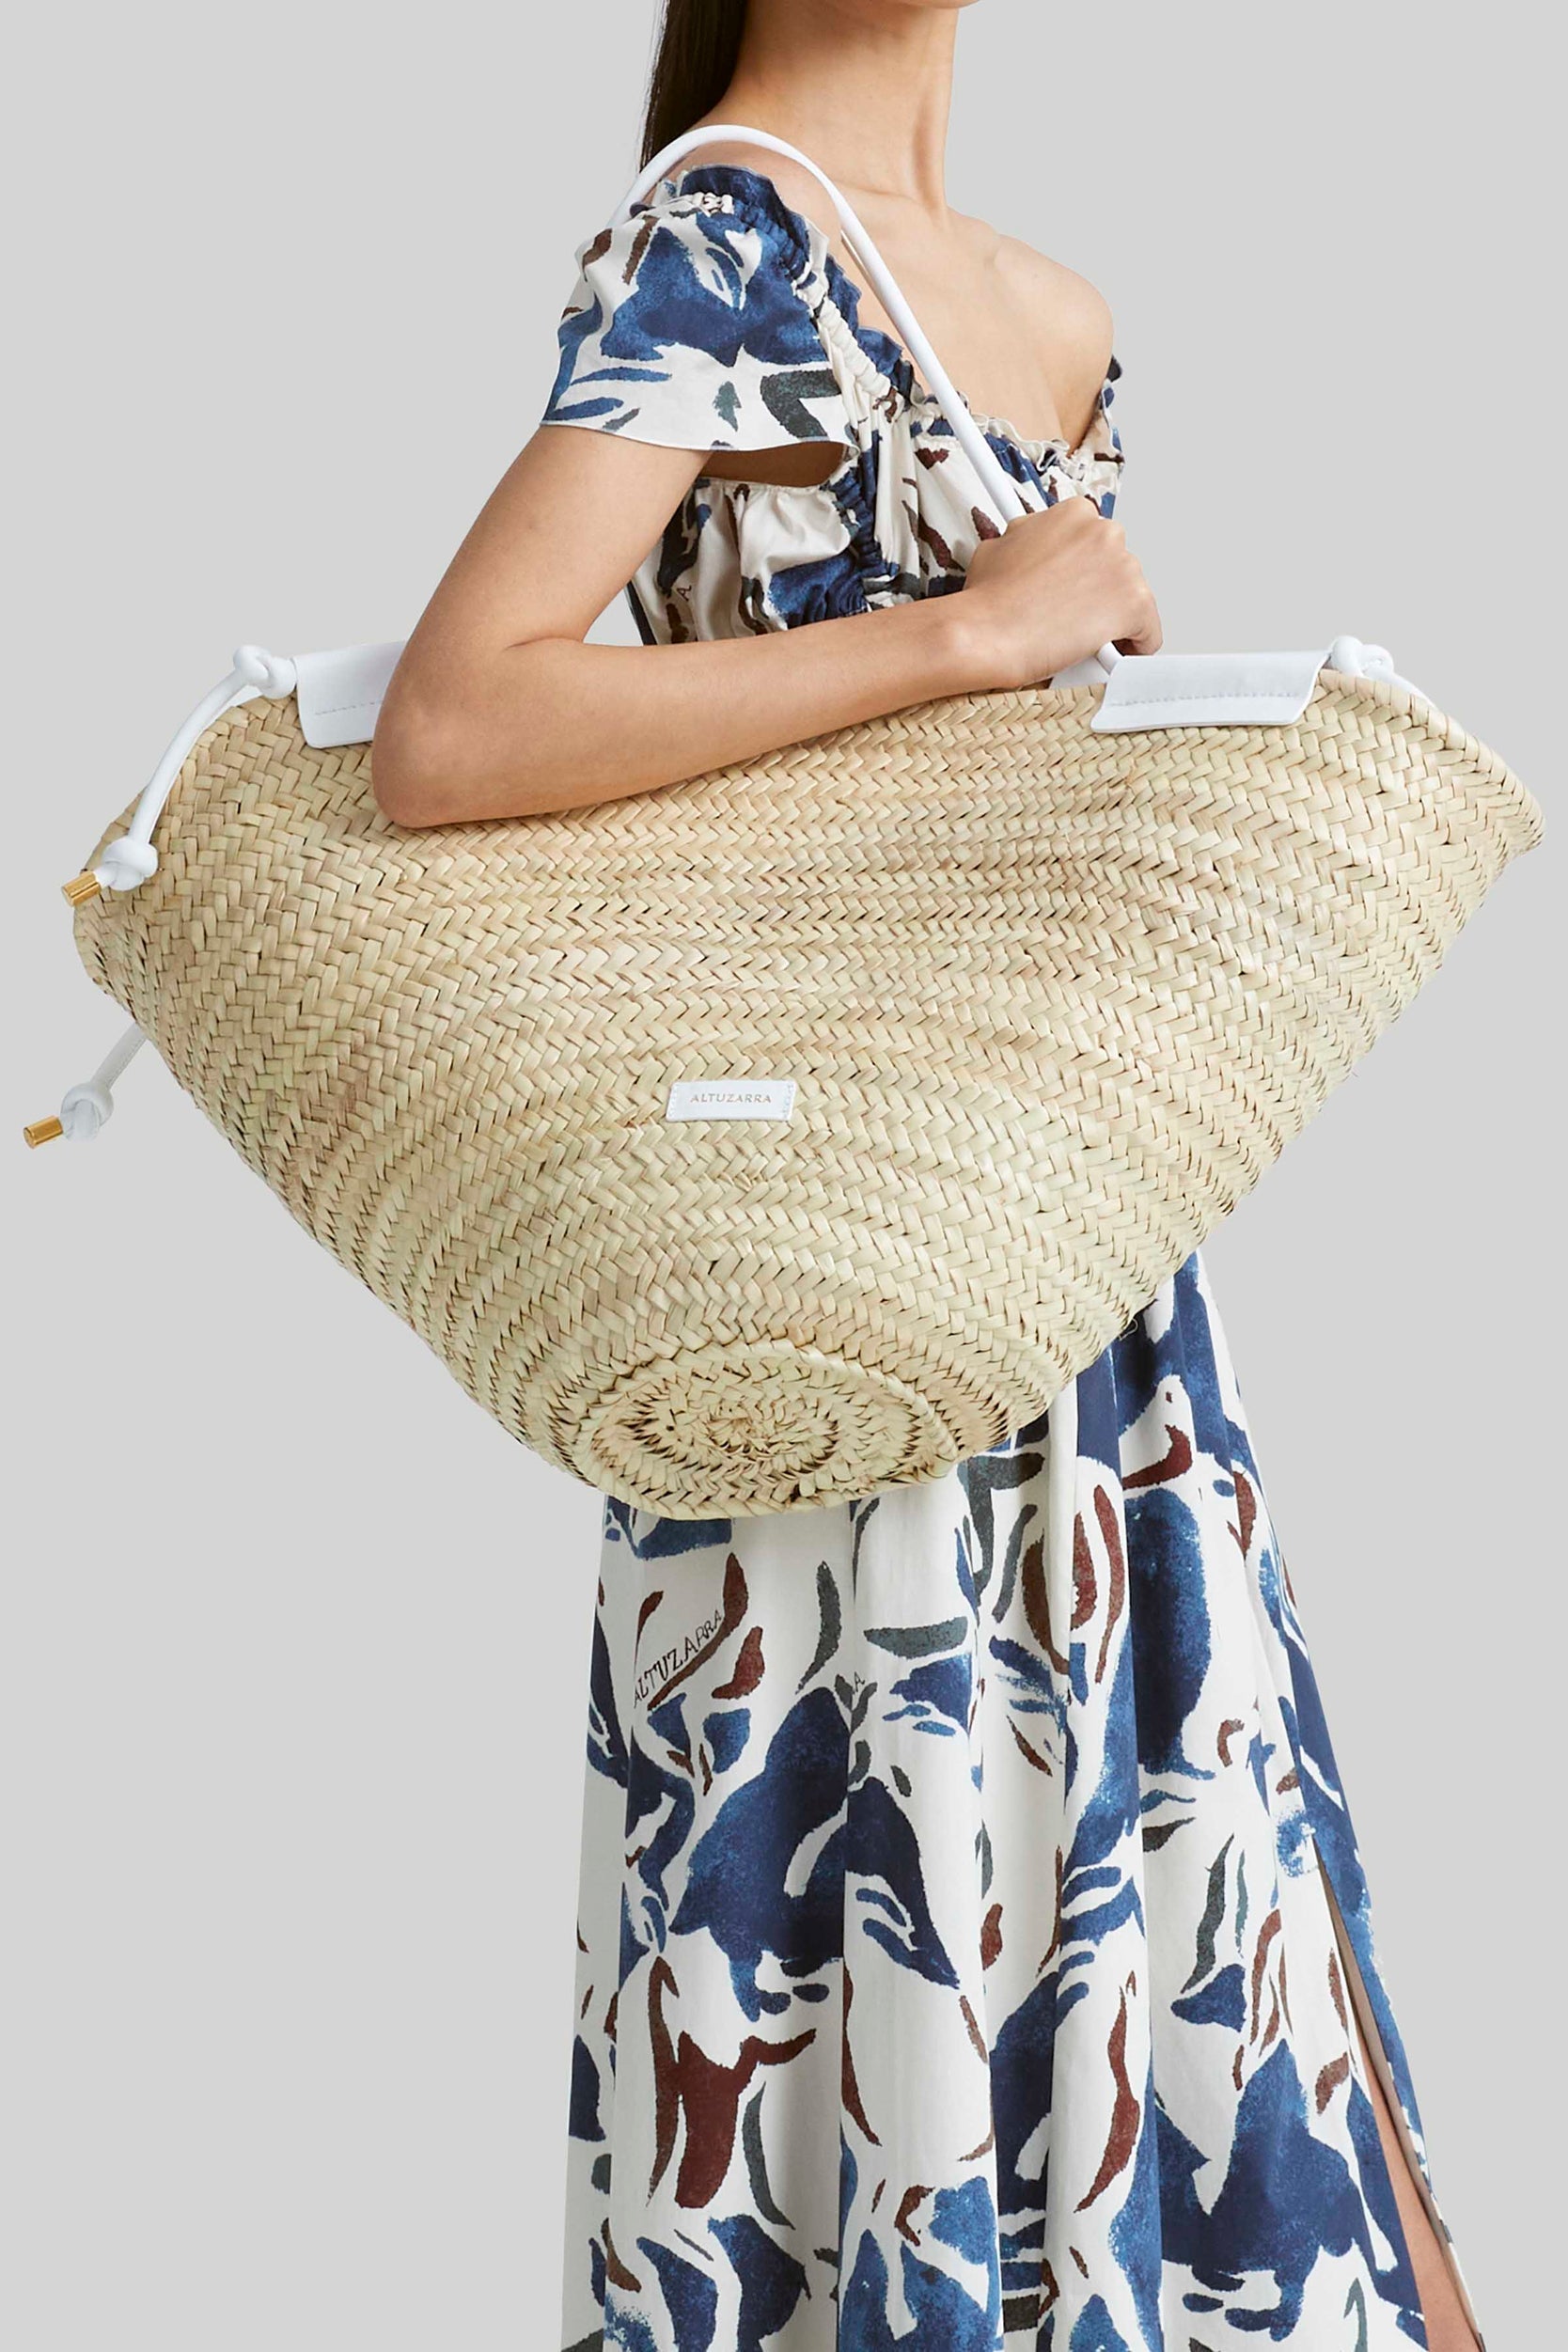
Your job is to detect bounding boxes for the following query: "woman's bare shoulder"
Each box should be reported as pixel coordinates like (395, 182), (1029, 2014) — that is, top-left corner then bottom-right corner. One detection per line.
(978, 217), (1115, 375)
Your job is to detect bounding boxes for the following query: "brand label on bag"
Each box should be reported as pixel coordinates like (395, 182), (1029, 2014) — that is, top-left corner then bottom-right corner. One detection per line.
(666, 1079), (798, 1121)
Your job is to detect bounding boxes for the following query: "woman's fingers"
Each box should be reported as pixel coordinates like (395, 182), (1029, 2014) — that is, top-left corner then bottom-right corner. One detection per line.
(1120, 604), (1164, 657)
(961, 498), (1162, 688)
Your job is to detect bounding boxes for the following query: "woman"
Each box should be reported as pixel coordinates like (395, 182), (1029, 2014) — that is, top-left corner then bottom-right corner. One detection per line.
(373, 5), (1483, 2344)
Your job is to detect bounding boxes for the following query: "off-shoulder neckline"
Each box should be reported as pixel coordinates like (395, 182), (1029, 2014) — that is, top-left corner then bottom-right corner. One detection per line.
(648, 159), (1120, 470)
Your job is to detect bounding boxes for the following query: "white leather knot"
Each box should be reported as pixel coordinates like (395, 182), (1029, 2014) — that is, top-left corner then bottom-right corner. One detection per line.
(1326, 635), (1399, 683)
(96, 836), (161, 891)
(58, 1081), (115, 1141)
(42, 1022), (145, 1144)
(231, 645), (298, 698)
(1325, 635), (1410, 686)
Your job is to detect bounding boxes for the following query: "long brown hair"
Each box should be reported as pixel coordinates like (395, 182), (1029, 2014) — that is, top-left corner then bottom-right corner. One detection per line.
(641, 1), (748, 165)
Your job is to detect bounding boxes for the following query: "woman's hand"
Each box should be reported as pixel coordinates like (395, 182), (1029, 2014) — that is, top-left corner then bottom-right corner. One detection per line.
(958, 496), (1162, 689)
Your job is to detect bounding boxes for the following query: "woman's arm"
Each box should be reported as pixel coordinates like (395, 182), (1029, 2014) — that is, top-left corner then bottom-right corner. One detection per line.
(371, 418), (1159, 827)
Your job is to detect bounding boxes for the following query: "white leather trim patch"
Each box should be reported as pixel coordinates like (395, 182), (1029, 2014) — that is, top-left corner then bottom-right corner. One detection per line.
(293, 641), (407, 748)
(1090, 648), (1328, 732)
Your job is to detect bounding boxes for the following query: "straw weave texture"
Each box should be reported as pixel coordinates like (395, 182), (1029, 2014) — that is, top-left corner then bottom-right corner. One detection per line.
(72, 672), (1540, 1517)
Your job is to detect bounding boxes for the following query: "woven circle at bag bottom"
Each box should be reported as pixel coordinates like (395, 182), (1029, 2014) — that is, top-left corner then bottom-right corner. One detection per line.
(71, 671), (1540, 1517)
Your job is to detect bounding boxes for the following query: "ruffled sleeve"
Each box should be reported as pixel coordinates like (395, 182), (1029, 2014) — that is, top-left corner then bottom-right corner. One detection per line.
(542, 174), (853, 455)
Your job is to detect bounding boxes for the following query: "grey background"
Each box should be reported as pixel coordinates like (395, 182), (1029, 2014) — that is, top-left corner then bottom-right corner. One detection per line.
(3, 2), (1560, 2342)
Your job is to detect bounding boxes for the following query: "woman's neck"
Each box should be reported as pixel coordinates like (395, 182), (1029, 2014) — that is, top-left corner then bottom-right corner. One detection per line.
(721, 0), (959, 217)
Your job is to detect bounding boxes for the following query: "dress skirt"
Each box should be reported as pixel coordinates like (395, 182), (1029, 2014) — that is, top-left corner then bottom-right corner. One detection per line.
(559, 1253), (1479, 2349)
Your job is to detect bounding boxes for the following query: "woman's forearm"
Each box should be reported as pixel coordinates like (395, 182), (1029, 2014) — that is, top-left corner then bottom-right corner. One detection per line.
(372, 591), (987, 825)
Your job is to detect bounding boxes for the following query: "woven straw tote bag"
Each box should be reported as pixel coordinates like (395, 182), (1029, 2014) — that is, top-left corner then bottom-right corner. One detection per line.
(31, 128), (1542, 1519)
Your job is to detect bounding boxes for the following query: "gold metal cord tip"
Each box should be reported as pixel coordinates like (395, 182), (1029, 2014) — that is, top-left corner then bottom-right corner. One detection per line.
(62, 871), (102, 906)
(24, 1116), (65, 1148)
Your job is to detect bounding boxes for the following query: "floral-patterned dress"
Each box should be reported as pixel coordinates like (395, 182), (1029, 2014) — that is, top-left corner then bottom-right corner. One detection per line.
(541, 164), (1482, 2352)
